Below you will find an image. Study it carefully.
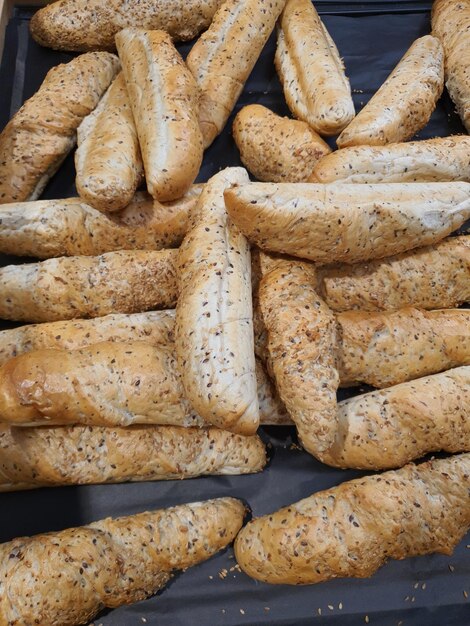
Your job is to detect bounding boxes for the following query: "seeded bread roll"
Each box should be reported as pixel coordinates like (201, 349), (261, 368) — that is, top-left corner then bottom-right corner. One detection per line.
(337, 36), (444, 147)
(0, 497), (244, 625)
(275, 0), (354, 136)
(0, 424), (266, 491)
(30, 0), (224, 51)
(75, 73), (144, 212)
(0, 52), (120, 204)
(317, 235), (470, 312)
(224, 182), (470, 264)
(338, 308), (470, 387)
(116, 29), (203, 202)
(176, 167), (259, 436)
(0, 186), (203, 259)
(311, 136), (470, 184)
(0, 249), (178, 323)
(233, 105), (331, 182)
(186, 0), (286, 148)
(235, 454), (470, 584)
(432, 0), (470, 132)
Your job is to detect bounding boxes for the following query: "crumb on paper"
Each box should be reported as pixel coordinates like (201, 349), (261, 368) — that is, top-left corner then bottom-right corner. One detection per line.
(240, 609), (245, 615)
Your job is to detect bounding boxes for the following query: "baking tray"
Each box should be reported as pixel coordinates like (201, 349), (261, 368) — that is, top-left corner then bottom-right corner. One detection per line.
(0, 3), (469, 625)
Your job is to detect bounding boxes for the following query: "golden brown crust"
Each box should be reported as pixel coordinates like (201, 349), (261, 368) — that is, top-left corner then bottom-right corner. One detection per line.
(116, 29), (203, 202)
(0, 187), (202, 259)
(186, 0), (285, 148)
(275, 0), (354, 135)
(311, 136), (470, 183)
(235, 454), (470, 584)
(0, 249), (178, 323)
(30, 0), (224, 51)
(0, 52), (120, 204)
(318, 235), (470, 311)
(233, 105), (331, 182)
(0, 497), (244, 625)
(337, 36), (444, 147)
(0, 424), (266, 491)
(224, 182), (470, 264)
(432, 0), (470, 132)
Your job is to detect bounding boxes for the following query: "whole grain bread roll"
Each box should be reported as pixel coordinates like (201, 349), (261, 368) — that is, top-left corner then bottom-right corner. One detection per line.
(317, 235), (470, 312)
(75, 73), (143, 212)
(235, 454), (470, 584)
(224, 182), (470, 264)
(0, 52), (120, 205)
(0, 497), (244, 625)
(0, 186), (203, 258)
(337, 36), (444, 147)
(432, 0), (470, 132)
(0, 249), (178, 323)
(311, 136), (470, 184)
(176, 167), (259, 436)
(233, 105), (331, 182)
(30, 0), (223, 51)
(322, 366), (470, 469)
(0, 424), (266, 491)
(186, 0), (286, 148)
(275, 0), (355, 135)
(116, 29), (203, 202)
(338, 308), (470, 387)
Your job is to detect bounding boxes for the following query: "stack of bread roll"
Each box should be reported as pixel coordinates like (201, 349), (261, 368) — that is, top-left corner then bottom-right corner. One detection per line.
(0, 0), (469, 622)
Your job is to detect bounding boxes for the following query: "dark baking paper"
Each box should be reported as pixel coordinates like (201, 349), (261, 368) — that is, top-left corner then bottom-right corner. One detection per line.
(0, 3), (469, 625)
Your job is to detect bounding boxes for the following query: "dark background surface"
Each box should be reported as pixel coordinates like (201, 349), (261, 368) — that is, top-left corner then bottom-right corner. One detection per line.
(0, 3), (469, 625)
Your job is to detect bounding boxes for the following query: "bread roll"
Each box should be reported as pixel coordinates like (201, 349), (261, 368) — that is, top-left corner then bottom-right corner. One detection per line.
(0, 249), (178, 323)
(0, 497), (244, 625)
(318, 235), (470, 312)
(0, 424), (266, 491)
(235, 454), (470, 584)
(233, 105), (331, 182)
(75, 73), (143, 212)
(311, 136), (470, 184)
(338, 308), (470, 387)
(275, 0), (354, 135)
(258, 255), (339, 454)
(30, 0), (224, 51)
(176, 168), (259, 435)
(337, 36), (444, 147)
(0, 186), (202, 259)
(432, 0), (470, 131)
(186, 0), (285, 148)
(224, 182), (470, 264)
(0, 52), (120, 204)
(116, 29), (203, 202)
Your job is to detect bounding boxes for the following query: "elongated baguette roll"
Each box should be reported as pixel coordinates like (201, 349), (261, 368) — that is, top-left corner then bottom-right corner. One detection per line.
(75, 73), (143, 212)
(186, 0), (285, 148)
(318, 235), (470, 312)
(0, 497), (244, 626)
(235, 454), (470, 584)
(224, 182), (470, 264)
(0, 249), (178, 323)
(30, 0), (224, 51)
(311, 136), (470, 184)
(0, 52), (120, 205)
(321, 366), (470, 469)
(176, 168), (259, 435)
(338, 308), (470, 387)
(432, 0), (470, 132)
(0, 424), (266, 492)
(233, 105), (331, 183)
(337, 36), (444, 148)
(0, 187), (202, 259)
(275, 0), (354, 135)
(116, 29), (203, 202)
(259, 255), (339, 453)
